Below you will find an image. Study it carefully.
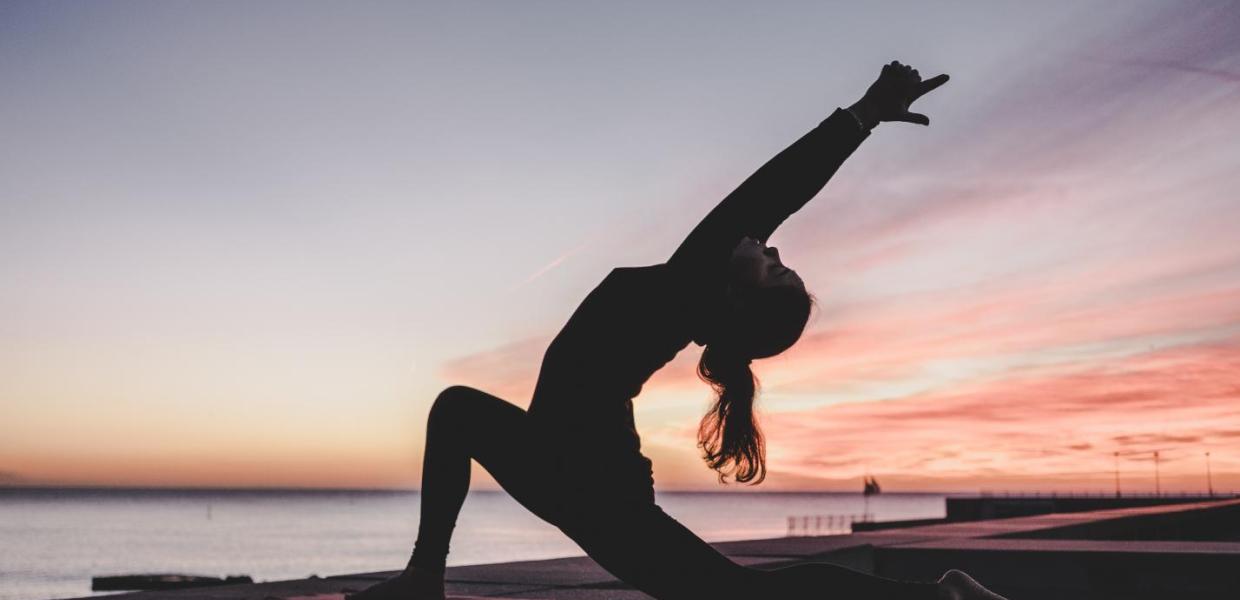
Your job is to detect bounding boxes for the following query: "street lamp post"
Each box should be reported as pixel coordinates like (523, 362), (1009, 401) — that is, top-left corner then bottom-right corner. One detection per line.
(1154, 451), (1161, 496)
(1206, 452), (1214, 498)
(1113, 451), (1121, 498)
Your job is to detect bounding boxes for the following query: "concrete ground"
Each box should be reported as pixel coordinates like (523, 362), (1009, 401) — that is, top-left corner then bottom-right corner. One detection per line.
(63, 498), (1240, 600)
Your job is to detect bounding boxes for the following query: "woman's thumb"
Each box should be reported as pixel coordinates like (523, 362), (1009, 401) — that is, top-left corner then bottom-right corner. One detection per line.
(896, 111), (930, 126)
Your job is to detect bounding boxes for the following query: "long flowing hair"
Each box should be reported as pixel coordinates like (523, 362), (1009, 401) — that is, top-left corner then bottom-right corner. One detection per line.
(697, 285), (811, 484)
(698, 344), (763, 483)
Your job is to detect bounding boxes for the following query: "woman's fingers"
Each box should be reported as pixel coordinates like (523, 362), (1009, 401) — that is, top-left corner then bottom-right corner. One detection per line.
(901, 73), (949, 125)
(869, 62), (948, 126)
(893, 111), (931, 126)
(915, 73), (951, 98)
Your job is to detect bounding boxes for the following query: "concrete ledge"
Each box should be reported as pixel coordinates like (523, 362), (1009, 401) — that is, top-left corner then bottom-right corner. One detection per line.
(60, 498), (1240, 600)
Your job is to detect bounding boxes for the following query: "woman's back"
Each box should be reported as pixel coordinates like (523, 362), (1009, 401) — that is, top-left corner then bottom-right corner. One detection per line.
(528, 263), (702, 496)
(530, 264), (699, 409)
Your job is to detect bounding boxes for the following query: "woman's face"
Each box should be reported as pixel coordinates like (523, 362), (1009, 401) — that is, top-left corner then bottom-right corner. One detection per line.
(730, 236), (804, 291)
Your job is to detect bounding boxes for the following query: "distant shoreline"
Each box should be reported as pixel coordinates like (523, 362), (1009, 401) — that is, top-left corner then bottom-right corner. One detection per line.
(0, 484), (954, 495)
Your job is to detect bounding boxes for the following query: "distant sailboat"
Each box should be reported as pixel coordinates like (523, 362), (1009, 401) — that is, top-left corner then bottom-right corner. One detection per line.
(863, 475), (882, 496)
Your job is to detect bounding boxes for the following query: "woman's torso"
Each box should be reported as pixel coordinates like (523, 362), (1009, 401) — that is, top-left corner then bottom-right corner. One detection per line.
(528, 263), (703, 497)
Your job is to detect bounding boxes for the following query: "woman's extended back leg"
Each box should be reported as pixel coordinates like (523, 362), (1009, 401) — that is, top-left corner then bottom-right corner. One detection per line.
(565, 497), (940, 600)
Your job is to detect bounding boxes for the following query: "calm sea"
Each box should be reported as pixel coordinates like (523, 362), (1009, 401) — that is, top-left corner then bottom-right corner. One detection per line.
(0, 489), (945, 600)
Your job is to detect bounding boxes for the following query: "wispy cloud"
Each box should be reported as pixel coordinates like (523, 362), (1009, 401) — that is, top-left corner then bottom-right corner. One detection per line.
(507, 242), (589, 292)
(439, 335), (549, 405)
(1095, 57), (1240, 84)
(757, 337), (1240, 489)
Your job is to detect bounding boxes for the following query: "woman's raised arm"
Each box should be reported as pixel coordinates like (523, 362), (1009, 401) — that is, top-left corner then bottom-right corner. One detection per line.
(667, 62), (949, 279)
(666, 106), (871, 275)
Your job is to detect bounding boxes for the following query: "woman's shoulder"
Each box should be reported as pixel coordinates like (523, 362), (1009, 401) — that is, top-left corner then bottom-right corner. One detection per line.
(610, 262), (670, 275)
(604, 263), (722, 317)
(628, 261), (725, 295)
(589, 264), (699, 307)
(606, 263), (690, 288)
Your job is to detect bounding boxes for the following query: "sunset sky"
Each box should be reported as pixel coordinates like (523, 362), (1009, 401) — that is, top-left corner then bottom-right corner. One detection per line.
(3, 1), (1239, 492)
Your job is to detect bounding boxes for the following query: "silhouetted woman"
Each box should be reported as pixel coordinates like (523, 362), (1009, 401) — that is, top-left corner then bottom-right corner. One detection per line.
(351, 61), (1007, 600)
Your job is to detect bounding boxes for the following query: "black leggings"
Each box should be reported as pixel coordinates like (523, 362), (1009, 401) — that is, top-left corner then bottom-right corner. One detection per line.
(409, 385), (939, 600)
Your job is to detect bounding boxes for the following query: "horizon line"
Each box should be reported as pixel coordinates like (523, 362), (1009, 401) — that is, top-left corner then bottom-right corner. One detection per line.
(3, 483), (1235, 496)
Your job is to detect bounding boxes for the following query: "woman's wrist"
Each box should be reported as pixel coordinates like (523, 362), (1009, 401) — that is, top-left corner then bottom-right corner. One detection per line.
(845, 99), (882, 131)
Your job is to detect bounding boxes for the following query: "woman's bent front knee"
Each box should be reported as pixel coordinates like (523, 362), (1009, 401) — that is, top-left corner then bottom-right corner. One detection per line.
(428, 385), (524, 433)
(428, 385), (486, 427)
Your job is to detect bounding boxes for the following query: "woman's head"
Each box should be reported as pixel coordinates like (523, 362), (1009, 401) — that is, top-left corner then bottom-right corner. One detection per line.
(730, 236), (804, 293)
(696, 236), (813, 484)
(721, 236), (812, 359)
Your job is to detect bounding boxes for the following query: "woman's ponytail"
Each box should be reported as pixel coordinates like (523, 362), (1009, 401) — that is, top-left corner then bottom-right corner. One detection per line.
(697, 343), (765, 484)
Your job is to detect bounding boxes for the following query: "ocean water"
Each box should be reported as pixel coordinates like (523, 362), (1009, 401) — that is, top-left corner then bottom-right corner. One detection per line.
(0, 489), (945, 600)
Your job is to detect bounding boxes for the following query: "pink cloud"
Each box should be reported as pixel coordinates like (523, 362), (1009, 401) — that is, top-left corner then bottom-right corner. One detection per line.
(438, 335), (549, 406)
(755, 338), (1240, 490)
(508, 242), (589, 292)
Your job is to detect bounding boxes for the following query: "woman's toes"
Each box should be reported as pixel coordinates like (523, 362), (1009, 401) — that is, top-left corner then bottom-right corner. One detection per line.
(342, 574), (414, 600)
(938, 569), (1008, 600)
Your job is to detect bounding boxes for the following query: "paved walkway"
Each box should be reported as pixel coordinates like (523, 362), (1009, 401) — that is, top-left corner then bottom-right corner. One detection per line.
(64, 498), (1240, 600)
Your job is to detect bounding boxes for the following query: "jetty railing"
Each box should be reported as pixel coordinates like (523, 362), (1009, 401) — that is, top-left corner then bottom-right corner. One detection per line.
(785, 513), (874, 536)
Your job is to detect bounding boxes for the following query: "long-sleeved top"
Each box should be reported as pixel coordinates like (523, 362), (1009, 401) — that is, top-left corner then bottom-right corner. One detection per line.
(527, 107), (871, 500)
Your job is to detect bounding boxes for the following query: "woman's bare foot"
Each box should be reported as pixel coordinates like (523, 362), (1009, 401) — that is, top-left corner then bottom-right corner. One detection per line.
(936, 569), (1008, 600)
(344, 567), (445, 600)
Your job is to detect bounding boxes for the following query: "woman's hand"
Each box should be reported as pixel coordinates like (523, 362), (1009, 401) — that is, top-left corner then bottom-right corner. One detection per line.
(848, 60), (949, 128)
(936, 569), (1009, 600)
